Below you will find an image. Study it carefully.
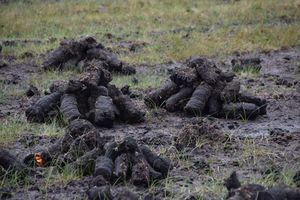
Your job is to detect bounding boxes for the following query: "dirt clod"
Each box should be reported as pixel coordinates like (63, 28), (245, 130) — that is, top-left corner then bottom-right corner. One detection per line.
(87, 186), (113, 200)
(25, 85), (40, 97)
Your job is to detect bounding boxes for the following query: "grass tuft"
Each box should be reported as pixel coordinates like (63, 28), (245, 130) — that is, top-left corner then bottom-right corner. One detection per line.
(233, 65), (261, 77)
(0, 115), (64, 146)
(111, 72), (167, 89)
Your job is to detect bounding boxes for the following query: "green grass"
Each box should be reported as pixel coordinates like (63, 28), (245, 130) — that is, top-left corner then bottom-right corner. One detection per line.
(28, 68), (166, 94)
(157, 131), (299, 199)
(252, 168), (297, 187)
(0, 41), (58, 59)
(0, 82), (26, 103)
(0, 115), (64, 146)
(0, 168), (30, 189)
(111, 72), (167, 89)
(0, 70), (79, 104)
(41, 165), (83, 189)
(233, 65), (261, 78)
(28, 70), (80, 91)
(1, 0), (299, 64)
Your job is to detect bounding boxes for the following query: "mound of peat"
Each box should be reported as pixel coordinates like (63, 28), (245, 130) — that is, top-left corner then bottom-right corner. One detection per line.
(25, 60), (145, 126)
(20, 130), (172, 187)
(145, 57), (267, 119)
(43, 36), (136, 75)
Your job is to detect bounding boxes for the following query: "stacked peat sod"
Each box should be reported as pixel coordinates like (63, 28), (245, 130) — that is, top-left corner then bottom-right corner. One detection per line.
(43, 36), (136, 75)
(25, 60), (145, 126)
(145, 57), (267, 119)
(1, 134), (172, 198)
(22, 121), (172, 188)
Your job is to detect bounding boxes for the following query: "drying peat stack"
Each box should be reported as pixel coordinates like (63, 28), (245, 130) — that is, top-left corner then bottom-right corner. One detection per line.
(22, 124), (172, 187)
(145, 57), (267, 119)
(25, 60), (145, 126)
(2, 123), (172, 195)
(43, 36), (136, 75)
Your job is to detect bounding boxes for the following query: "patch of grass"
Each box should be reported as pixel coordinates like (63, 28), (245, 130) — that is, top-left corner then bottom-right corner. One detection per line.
(193, 178), (227, 200)
(0, 70), (78, 104)
(150, 24), (300, 64)
(111, 72), (167, 89)
(43, 166), (82, 189)
(37, 165), (83, 199)
(1, 0), (299, 64)
(0, 115), (30, 145)
(0, 83), (26, 103)
(239, 136), (299, 187)
(0, 115), (64, 146)
(0, 168), (30, 189)
(38, 118), (65, 137)
(233, 65), (261, 77)
(157, 129), (299, 199)
(161, 169), (227, 200)
(145, 107), (163, 122)
(28, 70), (80, 91)
(252, 168), (297, 187)
(241, 137), (273, 166)
(1, 41), (59, 59)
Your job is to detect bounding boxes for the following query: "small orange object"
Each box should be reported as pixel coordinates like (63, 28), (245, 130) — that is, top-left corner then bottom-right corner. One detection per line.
(34, 153), (45, 167)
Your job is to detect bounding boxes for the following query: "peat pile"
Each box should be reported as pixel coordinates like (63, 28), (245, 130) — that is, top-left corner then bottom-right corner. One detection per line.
(25, 60), (145, 127)
(43, 36), (136, 75)
(21, 121), (172, 187)
(0, 131), (172, 197)
(145, 57), (267, 119)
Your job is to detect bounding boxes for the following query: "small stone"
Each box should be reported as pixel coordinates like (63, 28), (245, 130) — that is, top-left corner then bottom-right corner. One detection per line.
(20, 51), (34, 59)
(0, 60), (7, 68)
(86, 186), (112, 200)
(26, 85), (40, 97)
(131, 77), (139, 85)
(90, 175), (109, 187)
(228, 124), (235, 130)
(232, 161), (240, 167)
(193, 158), (209, 169)
(113, 188), (138, 200)
(121, 85), (130, 95)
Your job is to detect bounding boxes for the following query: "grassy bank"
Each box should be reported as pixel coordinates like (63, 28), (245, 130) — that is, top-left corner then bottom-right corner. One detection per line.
(1, 0), (299, 64)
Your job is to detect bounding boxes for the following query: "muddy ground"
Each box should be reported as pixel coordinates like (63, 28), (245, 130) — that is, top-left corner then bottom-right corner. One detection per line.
(0, 46), (299, 199)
